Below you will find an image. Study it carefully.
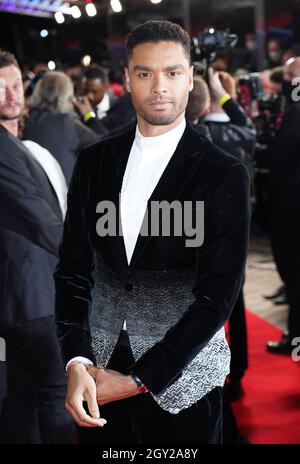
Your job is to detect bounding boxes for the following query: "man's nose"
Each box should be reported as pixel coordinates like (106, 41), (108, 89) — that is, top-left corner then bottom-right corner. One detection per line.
(151, 76), (167, 96)
(5, 87), (15, 101)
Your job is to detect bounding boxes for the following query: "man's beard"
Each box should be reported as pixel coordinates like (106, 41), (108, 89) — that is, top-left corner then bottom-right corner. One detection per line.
(138, 110), (179, 126)
(134, 95), (187, 127)
(0, 104), (22, 121)
(0, 113), (20, 121)
(136, 104), (186, 126)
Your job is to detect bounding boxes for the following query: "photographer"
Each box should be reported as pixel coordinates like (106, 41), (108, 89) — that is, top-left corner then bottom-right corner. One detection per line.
(267, 57), (300, 354)
(205, 68), (255, 179)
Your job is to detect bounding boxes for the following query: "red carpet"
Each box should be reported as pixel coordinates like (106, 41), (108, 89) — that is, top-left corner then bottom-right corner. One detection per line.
(231, 311), (300, 444)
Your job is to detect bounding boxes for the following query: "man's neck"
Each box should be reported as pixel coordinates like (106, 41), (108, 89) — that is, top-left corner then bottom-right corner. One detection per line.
(0, 119), (18, 137)
(137, 114), (185, 137)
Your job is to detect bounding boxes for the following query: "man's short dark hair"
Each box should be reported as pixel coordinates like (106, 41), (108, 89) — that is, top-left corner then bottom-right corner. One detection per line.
(125, 20), (191, 64)
(0, 49), (19, 70)
(85, 65), (108, 84)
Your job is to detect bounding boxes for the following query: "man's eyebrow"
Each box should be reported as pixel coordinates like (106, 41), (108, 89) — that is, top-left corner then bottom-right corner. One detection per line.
(164, 64), (185, 71)
(132, 64), (186, 72)
(133, 65), (152, 72)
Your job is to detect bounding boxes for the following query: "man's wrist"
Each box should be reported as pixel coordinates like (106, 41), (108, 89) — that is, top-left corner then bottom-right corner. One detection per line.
(130, 373), (148, 394)
(66, 362), (89, 375)
(65, 356), (94, 372)
(83, 111), (96, 122)
(219, 94), (231, 106)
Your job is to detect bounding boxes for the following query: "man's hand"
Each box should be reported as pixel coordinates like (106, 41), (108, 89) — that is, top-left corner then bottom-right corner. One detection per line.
(65, 363), (107, 428)
(72, 96), (94, 118)
(208, 67), (228, 101)
(87, 366), (140, 405)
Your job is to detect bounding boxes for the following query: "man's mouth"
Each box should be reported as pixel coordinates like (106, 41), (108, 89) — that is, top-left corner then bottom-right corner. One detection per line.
(3, 102), (20, 109)
(148, 100), (172, 108)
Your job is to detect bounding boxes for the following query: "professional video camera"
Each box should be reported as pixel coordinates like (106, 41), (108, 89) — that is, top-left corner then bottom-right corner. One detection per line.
(191, 28), (238, 78)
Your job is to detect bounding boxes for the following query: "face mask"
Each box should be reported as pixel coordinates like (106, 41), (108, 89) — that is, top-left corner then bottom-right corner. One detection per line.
(268, 51), (281, 63)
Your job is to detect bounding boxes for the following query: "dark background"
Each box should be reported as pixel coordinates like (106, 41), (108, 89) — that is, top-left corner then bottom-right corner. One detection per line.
(1, 0), (300, 68)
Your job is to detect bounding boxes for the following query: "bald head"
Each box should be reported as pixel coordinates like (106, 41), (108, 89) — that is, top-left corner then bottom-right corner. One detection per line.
(283, 57), (300, 81)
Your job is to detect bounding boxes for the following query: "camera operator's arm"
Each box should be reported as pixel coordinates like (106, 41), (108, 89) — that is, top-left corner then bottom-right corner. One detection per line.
(208, 68), (248, 127)
(222, 99), (251, 127)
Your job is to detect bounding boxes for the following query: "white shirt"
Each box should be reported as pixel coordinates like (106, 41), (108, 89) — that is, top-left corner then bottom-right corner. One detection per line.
(66, 119), (186, 370)
(121, 119), (186, 264)
(96, 92), (111, 120)
(22, 140), (68, 219)
(204, 113), (230, 123)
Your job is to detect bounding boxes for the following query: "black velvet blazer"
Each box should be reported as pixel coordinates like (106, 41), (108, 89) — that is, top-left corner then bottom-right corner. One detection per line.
(54, 122), (250, 394)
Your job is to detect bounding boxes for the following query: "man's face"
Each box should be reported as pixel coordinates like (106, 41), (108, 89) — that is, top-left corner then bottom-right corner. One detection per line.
(84, 78), (107, 105)
(0, 65), (24, 122)
(125, 41), (193, 127)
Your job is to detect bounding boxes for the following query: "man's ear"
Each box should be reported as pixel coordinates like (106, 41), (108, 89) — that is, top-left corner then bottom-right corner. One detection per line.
(124, 68), (131, 93)
(189, 65), (194, 92)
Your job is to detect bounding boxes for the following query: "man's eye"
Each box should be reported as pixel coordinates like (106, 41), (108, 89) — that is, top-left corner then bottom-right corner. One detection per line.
(168, 72), (180, 77)
(139, 72), (150, 78)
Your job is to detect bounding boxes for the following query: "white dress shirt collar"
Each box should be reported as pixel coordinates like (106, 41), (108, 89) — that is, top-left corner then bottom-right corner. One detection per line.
(135, 118), (186, 151)
(96, 92), (110, 119)
(22, 140), (68, 219)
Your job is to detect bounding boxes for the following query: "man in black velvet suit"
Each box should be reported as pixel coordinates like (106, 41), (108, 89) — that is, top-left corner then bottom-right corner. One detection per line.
(0, 50), (73, 443)
(55, 21), (250, 444)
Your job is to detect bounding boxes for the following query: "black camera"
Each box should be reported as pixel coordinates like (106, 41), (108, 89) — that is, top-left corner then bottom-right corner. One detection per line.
(238, 73), (264, 101)
(237, 73), (286, 139)
(191, 28), (238, 77)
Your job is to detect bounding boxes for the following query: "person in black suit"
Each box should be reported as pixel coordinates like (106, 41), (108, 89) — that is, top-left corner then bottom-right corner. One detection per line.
(0, 50), (73, 443)
(55, 21), (250, 444)
(267, 57), (300, 354)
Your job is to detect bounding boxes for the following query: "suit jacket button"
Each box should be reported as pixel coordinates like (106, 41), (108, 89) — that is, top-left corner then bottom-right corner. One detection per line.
(124, 283), (133, 291)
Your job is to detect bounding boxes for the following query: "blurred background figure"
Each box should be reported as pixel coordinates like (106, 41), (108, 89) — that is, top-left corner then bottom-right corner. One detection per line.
(24, 71), (101, 184)
(267, 57), (300, 354)
(267, 38), (295, 68)
(83, 65), (116, 120)
(205, 68), (255, 179)
(65, 66), (85, 97)
(185, 75), (211, 139)
(267, 38), (285, 67)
